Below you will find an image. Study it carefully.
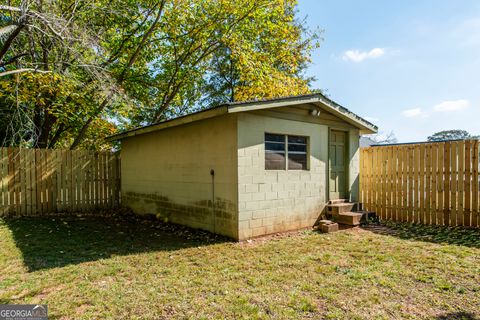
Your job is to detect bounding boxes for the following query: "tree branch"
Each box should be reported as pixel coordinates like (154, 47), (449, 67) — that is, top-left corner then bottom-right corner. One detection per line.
(0, 52), (28, 67)
(0, 68), (51, 77)
(0, 24), (25, 61)
(117, 0), (165, 82)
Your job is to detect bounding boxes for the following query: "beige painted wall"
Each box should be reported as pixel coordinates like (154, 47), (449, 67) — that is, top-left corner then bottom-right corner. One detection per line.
(121, 114), (238, 239)
(236, 109), (360, 240)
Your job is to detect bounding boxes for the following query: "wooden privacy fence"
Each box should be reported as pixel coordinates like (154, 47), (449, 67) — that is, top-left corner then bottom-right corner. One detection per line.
(360, 140), (479, 227)
(0, 148), (121, 216)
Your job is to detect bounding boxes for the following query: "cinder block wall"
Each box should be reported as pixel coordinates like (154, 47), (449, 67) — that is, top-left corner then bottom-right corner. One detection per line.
(236, 112), (329, 240)
(121, 114), (239, 239)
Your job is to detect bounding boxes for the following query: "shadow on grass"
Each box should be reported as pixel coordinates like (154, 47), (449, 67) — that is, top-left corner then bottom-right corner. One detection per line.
(435, 311), (478, 320)
(362, 221), (480, 248)
(2, 215), (229, 272)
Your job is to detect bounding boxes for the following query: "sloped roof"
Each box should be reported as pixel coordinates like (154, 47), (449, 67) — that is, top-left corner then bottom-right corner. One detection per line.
(107, 93), (378, 141)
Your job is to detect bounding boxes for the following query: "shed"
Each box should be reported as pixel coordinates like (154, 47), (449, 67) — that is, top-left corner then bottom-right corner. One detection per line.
(107, 93), (377, 240)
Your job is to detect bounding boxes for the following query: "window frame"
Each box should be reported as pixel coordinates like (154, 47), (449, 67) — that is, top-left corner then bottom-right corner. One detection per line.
(264, 132), (309, 171)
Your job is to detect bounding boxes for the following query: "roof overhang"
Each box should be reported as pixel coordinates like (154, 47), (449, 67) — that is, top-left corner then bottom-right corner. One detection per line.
(107, 93), (377, 141)
(227, 94), (377, 134)
(106, 106), (228, 142)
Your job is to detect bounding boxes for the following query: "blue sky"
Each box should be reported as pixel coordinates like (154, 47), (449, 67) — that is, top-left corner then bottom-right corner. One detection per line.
(297, 0), (480, 142)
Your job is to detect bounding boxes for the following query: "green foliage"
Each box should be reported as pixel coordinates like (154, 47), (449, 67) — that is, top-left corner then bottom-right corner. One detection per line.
(427, 130), (479, 142)
(0, 0), (320, 149)
(0, 72), (117, 150)
(201, 0), (319, 107)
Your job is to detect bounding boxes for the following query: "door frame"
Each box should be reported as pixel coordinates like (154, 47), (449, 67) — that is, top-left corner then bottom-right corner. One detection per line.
(327, 128), (349, 201)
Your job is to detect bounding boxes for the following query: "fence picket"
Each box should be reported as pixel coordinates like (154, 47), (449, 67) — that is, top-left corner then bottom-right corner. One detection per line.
(391, 147), (397, 220)
(46, 150), (52, 213)
(444, 142), (451, 226)
(465, 141), (472, 226)
(379, 147), (385, 219)
(472, 141), (479, 227)
(42, 149), (48, 214)
(52, 150), (58, 212)
(360, 140), (479, 228)
(425, 144), (432, 224)
(437, 143), (445, 225)
(450, 142), (458, 226)
(458, 141), (465, 226)
(419, 144), (425, 224)
(0, 148), (120, 217)
(413, 145), (419, 223)
(8, 148), (15, 216)
(401, 147), (407, 222)
(18, 149), (25, 215)
(0, 149), (7, 215)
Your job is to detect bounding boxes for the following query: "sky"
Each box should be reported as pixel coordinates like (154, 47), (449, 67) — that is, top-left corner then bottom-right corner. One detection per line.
(297, 0), (480, 142)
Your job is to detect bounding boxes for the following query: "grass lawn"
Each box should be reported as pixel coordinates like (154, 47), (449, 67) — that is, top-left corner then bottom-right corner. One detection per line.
(0, 215), (479, 319)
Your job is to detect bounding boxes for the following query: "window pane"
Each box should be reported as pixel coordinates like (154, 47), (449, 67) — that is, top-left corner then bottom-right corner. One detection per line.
(265, 133), (286, 170)
(265, 142), (285, 152)
(266, 152), (286, 170)
(288, 143), (307, 153)
(288, 153), (307, 170)
(265, 133), (285, 143)
(288, 135), (307, 144)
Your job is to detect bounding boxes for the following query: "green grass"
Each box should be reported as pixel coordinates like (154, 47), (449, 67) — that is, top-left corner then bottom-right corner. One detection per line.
(0, 215), (479, 319)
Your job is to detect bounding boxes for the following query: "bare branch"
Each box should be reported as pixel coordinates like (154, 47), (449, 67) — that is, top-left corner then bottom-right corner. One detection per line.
(0, 68), (51, 77)
(0, 5), (22, 12)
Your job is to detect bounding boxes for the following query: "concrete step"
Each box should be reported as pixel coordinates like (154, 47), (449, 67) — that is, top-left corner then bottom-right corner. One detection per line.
(326, 202), (358, 215)
(332, 212), (363, 226)
(328, 199), (349, 205)
(318, 220), (339, 233)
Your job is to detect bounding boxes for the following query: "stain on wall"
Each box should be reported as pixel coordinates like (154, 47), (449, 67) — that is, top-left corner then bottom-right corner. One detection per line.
(123, 192), (237, 237)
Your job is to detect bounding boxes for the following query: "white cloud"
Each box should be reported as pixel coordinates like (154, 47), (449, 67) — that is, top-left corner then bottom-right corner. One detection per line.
(401, 99), (470, 119)
(342, 48), (385, 62)
(432, 99), (470, 112)
(402, 108), (427, 118)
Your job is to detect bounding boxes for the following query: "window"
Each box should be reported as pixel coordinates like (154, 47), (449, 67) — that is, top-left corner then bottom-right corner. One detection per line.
(288, 135), (308, 170)
(265, 133), (308, 170)
(265, 133), (286, 170)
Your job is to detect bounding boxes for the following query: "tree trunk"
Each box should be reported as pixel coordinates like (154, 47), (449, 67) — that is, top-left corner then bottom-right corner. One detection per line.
(35, 111), (55, 149)
(0, 25), (24, 62)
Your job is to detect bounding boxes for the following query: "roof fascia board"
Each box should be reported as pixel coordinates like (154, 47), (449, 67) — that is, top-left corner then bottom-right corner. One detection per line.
(312, 101), (377, 134)
(106, 106), (228, 141)
(107, 93), (377, 142)
(228, 95), (377, 134)
(227, 96), (323, 113)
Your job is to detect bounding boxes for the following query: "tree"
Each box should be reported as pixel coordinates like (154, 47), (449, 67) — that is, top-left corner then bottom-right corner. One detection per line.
(362, 131), (397, 145)
(0, 0), (120, 149)
(427, 130), (479, 142)
(0, 0), (320, 150)
(200, 1), (319, 107)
